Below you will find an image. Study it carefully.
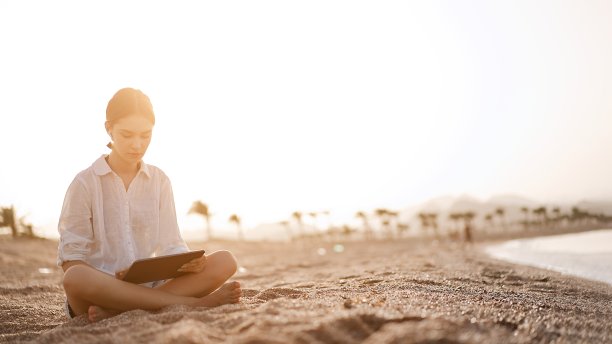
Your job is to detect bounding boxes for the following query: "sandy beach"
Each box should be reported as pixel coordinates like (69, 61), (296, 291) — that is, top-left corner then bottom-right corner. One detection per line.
(1, 235), (611, 343)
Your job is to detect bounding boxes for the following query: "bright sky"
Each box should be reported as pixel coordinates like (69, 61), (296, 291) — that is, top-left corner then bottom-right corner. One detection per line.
(1, 1), (612, 238)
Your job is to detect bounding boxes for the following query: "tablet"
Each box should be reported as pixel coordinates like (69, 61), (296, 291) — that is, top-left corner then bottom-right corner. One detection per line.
(121, 250), (206, 284)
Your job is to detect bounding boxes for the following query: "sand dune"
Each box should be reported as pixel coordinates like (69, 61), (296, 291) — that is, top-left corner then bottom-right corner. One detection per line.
(1, 236), (611, 343)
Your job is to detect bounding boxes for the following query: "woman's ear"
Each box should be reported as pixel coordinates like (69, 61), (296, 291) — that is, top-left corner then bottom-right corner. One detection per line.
(104, 121), (112, 137)
(104, 121), (114, 149)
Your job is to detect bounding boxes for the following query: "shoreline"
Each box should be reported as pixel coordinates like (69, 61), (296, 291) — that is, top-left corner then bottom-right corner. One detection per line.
(1, 235), (611, 343)
(485, 229), (612, 286)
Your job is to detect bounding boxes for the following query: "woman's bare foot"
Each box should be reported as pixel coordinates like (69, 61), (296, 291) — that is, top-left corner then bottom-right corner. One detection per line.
(88, 305), (121, 323)
(193, 281), (242, 307)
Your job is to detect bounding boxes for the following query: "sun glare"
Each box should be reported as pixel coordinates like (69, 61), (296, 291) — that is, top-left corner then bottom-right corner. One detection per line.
(1, 1), (612, 239)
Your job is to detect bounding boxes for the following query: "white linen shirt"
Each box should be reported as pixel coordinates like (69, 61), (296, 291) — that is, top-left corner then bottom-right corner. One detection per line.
(57, 155), (189, 276)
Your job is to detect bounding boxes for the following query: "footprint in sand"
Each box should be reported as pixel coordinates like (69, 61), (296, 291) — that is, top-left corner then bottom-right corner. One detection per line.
(256, 288), (306, 301)
(305, 313), (425, 342)
(480, 267), (512, 280)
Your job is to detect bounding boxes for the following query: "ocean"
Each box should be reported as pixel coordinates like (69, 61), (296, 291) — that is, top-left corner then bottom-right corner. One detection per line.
(485, 229), (612, 285)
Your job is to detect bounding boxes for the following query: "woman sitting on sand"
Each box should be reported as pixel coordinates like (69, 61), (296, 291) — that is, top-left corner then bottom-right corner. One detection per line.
(58, 88), (242, 322)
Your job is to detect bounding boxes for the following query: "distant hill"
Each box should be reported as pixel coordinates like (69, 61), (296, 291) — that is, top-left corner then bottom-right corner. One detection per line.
(486, 194), (540, 207)
(402, 194), (539, 217)
(449, 195), (486, 213)
(399, 194), (612, 230)
(575, 200), (612, 216)
(191, 195), (612, 242)
(418, 195), (457, 212)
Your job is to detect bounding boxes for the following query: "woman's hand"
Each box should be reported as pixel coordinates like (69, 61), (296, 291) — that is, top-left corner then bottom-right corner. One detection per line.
(178, 255), (207, 273)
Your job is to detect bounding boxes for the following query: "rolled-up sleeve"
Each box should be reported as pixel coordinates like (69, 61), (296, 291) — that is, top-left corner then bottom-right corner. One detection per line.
(156, 175), (190, 256)
(57, 178), (94, 267)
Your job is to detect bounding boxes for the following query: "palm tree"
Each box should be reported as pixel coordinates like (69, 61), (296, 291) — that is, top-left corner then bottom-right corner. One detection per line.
(570, 206), (589, 225)
(495, 207), (505, 229)
(341, 225), (355, 239)
(418, 212), (439, 239)
(0, 206), (17, 238)
(228, 214), (243, 241)
(397, 222), (410, 237)
(484, 213), (494, 232)
(448, 212), (462, 239)
(552, 207), (561, 227)
(17, 213), (34, 238)
(279, 220), (292, 242)
(418, 212), (430, 236)
(20, 221), (34, 237)
(387, 210), (399, 238)
(533, 206), (548, 228)
(427, 213), (439, 238)
(375, 209), (392, 237)
(462, 211), (475, 243)
(291, 211), (303, 237)
(544, 207), (551, 226)
(189, 200), (212, 240)
(308, 211), (318, 232)
(355, 211), (373, 240)
(520, 206), (530, 230)
(320, 210), (332, 232)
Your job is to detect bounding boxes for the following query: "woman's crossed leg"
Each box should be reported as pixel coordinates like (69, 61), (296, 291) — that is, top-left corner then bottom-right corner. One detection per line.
(63, 250), (241, 322)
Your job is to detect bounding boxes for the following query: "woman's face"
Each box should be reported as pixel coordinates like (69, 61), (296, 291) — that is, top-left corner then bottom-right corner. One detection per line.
(107, 115), (154, 164)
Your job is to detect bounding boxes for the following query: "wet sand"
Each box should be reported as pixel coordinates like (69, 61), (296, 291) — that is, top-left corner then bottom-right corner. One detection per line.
(1, 236), (611, 343)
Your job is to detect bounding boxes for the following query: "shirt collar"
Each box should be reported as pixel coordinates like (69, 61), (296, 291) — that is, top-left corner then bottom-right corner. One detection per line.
(138, 160), (151, 178)
(93, 155), (151, 178)
(93, 155), (112, 176)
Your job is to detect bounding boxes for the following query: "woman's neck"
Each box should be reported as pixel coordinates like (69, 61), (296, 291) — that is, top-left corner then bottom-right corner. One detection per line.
(106, 152), (139, 175)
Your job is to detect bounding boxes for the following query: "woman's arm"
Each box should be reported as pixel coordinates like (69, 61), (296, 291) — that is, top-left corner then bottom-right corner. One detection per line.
(57, 178), (95, 268)
(156, 174), (190, 256)
(62, 261), (127, 280)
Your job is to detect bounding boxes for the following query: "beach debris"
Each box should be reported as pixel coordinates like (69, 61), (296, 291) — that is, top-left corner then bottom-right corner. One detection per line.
(333, 244), (345, 253)
(317, 248), (327, 256)
(238, 266), (248, 274)
(343, 299), (353, 309)
(38, 268), (53, 274)
(480, 267), (511, 280)
(372, 297), (386, 307)
(362, 279), (384, 285)
(340, 295), (388, 308)
(339, 274), (359, 280)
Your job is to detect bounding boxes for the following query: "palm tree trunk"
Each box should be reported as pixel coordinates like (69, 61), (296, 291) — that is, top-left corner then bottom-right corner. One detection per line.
(5, 206), (17, 238)
(206, 217), (212, 240)
(238, 225), (244, 241)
